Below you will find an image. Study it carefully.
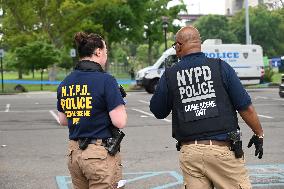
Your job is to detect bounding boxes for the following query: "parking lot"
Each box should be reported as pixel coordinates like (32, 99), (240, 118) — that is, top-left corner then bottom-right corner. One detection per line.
(0, 88), (284, 189)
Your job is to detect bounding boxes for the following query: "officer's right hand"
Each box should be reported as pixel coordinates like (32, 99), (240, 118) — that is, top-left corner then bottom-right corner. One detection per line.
(247, 135), (263, 159)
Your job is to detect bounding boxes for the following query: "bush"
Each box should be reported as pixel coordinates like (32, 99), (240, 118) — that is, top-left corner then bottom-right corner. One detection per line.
(263, 67), (275, 82)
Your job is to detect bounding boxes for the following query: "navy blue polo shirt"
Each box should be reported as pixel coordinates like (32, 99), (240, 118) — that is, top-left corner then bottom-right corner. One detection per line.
(150, 52), (252, 140)
(57, 70), (124, 140)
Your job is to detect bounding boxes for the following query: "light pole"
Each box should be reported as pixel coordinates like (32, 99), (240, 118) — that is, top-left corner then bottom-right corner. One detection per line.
(162, 16), (169, 51)
(0, 49), (4, 93)
(245, 0), (251, 44)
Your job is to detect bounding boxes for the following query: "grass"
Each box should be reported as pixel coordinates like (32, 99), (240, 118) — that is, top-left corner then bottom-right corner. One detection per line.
(271, 72), (282, 84)
(0, 70), (134, 94)
(3, 70), (132, 81)
(0, 83), (132, 94)
(3, 71), (68, 81)
(0, 83), (59, 93)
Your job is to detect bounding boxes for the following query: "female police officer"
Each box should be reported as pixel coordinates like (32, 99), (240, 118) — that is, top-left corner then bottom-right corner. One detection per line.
(57, 32), (127, 189)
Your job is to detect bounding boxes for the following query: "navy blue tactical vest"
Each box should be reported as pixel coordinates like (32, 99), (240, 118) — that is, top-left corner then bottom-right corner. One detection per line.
(166, 58), (239, 141)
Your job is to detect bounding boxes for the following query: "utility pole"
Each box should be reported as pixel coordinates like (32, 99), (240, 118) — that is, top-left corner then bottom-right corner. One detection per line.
(0, 49), (4, 93)
(245, 0), (251, 44)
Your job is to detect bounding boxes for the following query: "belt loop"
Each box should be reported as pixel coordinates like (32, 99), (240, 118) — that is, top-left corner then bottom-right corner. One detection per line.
(96, 139), (102, 145)
(195, 140), (197, 145)
(209, 140), (212, 145)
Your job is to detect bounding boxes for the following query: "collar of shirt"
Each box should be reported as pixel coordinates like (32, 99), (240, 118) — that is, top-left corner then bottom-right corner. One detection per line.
(181, 52), (205, 61)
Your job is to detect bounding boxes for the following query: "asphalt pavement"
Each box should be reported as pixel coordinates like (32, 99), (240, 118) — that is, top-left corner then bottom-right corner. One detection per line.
(0, 88), (284, 189)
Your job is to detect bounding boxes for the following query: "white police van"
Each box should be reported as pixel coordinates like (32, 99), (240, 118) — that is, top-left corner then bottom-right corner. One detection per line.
(137, 42), (265, 93)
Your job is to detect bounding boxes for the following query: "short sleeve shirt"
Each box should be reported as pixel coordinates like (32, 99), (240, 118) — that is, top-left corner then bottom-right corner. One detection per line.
(57, 70), (125, 140)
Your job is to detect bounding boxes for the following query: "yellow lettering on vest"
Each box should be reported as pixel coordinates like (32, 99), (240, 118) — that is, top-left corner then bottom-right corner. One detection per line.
(77, 111), (83, 116)
(76, 85), (81, 95)
(85, 97), (92, 109)
(77, 97), (85, 109)
(81, 85), (88, 95)
(69, 85), (74, 96)
(84, 110), (91, 116)
(66, 111), (76, 118)
(71, 98), (77, 110)
(65, 98), (73, 110)
(60, 99), (66, 110)
(72, 118), (80, 124)
(62, 86), (67, 97)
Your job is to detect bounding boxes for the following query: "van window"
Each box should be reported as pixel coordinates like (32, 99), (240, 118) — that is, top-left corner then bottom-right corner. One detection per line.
(159, 55), (178, 68)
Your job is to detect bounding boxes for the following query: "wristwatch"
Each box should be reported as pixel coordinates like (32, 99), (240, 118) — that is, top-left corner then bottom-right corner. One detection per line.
(256, 133), (264, 139)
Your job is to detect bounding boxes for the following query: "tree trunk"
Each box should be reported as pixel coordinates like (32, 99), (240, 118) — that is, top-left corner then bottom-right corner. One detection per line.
(41, 69), (43, 91)
(18, 68), (23, 79)
(32, 67), (35, 79)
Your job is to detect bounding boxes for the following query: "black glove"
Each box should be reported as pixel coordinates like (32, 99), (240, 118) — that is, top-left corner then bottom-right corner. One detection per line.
(248, 135), (263, 159)
(119, 85), (127, 98)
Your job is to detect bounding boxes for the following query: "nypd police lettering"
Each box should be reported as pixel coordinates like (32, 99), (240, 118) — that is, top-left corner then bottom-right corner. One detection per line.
(177, 66), (216, 104)
(60, 84), (92, 124)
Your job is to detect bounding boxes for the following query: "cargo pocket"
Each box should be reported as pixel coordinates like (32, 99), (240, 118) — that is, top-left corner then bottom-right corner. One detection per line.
(82, 145), (108, 180)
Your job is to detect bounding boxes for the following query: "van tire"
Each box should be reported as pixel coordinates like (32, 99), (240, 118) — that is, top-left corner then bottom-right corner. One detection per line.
(145, 79), (159, 94)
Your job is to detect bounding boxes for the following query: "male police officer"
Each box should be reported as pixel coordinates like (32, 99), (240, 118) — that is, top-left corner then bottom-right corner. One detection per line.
(150, 26), (264, 189)
(57, 32), (127, 189)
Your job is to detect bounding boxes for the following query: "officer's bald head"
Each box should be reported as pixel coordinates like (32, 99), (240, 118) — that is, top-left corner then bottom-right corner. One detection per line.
(175, 26), (201, 57)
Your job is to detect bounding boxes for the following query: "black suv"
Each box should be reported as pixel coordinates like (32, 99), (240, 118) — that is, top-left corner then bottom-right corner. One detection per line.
(279, 74), (284, 98)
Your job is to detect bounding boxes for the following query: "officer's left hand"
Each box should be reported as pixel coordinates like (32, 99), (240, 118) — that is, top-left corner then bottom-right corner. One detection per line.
(119, 85), (127, 98)
(248, 135), (263, 159)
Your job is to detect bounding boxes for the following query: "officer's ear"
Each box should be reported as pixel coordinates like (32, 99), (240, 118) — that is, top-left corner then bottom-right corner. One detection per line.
(176, 43), (182, 53)
(94, 48), (101, 57)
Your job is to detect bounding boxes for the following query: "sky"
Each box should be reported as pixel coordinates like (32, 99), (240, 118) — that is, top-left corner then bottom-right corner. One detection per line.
(168, 0), (226, 15)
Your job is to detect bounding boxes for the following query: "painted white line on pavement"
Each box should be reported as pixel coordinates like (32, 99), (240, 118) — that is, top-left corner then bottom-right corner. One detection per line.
(5, 104), (10, 112)
(0, 110), (50, 113)
(271, 98), (284, 101)
(258, 114), (273, 119)
(139, 100), (150, 105)
(255, 96), (268, 100)
(132, 108), (171, 122)
(49, 110), (60, 124)
(254, 104), (278, 106)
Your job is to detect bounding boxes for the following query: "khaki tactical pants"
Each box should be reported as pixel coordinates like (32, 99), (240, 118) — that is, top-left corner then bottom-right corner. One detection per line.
(67, 140), (123, 189)
(179, 143), (252, 189)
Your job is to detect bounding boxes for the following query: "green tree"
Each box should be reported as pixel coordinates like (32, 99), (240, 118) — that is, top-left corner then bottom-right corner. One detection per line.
(230, 6), (284, 57)
(143, 0), (185, 65)
(15, 41), (59, 82)
(194, 15), (238, 43)
(57, 48), (74, 75)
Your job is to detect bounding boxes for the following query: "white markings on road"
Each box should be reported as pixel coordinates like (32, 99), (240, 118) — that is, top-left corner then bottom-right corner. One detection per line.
(141, 115), (148, 118)
(254, 96), (284, 101)
(0, 110), (50, 113)
(132, 108), (171, 122)
(258, 114), (274, 119)
(255, 96), (268, 100)
(271, 98), (284, 101)
(139, 100), (150, 105)
(49, 110), (60, 124)
(5, 104), (10, 112)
